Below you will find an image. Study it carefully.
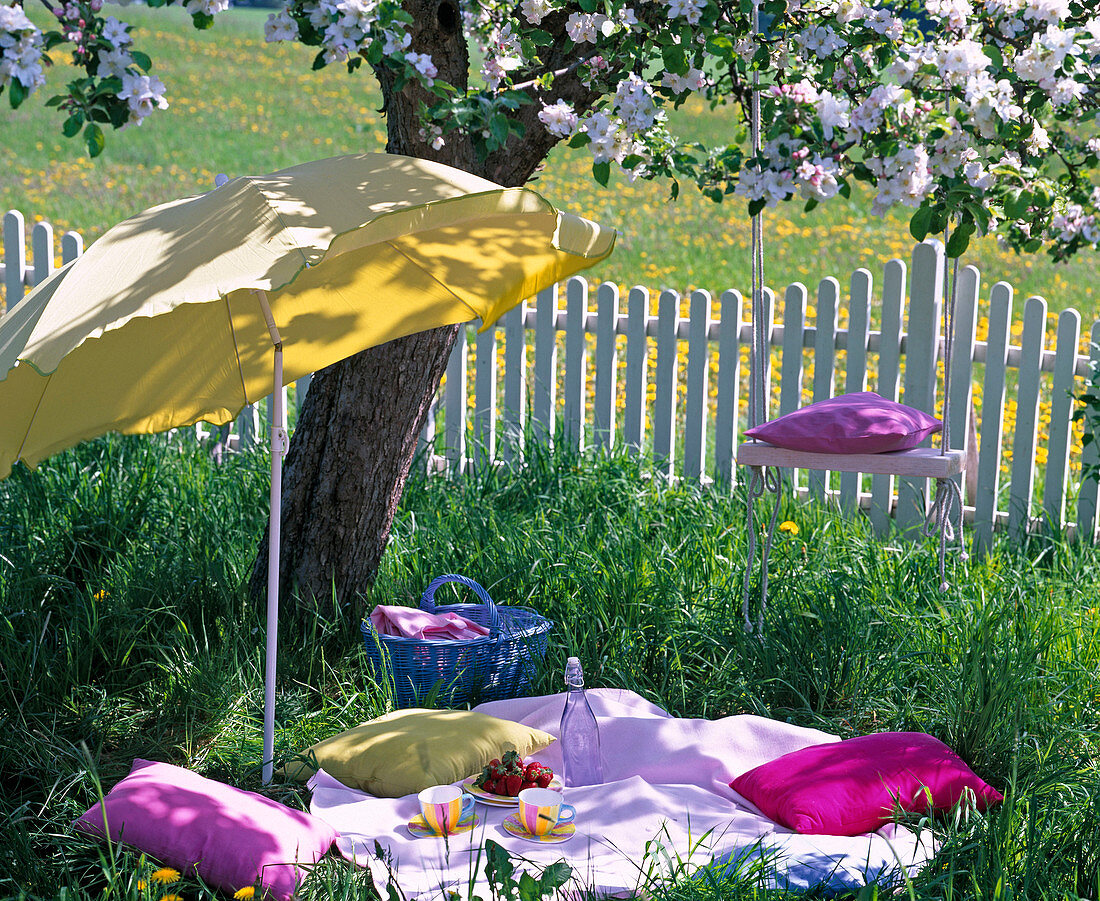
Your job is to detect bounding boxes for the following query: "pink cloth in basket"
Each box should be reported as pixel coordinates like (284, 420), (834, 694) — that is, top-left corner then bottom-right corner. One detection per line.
(368, 606), (490, 640)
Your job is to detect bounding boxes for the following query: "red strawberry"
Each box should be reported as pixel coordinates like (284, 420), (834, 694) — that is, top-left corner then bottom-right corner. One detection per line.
(522, 780), (536, 791)
(525, 762), (540, 781)
(492, 777), (508, 796)
(536, 769), (553, 788)
(504, 773), (523, 796)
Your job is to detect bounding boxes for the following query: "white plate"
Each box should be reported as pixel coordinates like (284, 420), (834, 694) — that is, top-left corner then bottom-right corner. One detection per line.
(460, 774), (563, 807)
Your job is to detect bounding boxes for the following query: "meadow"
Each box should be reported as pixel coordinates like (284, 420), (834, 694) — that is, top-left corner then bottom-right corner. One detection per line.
(2, 5), (1099, 320)
(0, 434), (1098, 899)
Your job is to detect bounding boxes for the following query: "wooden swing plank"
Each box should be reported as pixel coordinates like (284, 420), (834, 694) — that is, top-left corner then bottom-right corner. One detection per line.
(736, 441), (965, 479)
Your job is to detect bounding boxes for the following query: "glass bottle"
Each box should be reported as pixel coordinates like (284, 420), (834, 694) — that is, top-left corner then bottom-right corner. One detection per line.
(558, 656), (603, 786)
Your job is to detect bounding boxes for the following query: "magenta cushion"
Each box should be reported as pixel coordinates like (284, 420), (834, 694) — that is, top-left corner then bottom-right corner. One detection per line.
(730, 732), (1003, 836)
(743, 392), (941, 454)
(74, 760), (336, 899)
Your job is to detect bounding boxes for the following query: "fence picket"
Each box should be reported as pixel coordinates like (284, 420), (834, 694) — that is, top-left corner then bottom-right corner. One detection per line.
(3, 210), (25, 311)
(563, 277), (587, 451)
(623, 286), (650, 456)
(474, 325), (497, 469)
(1008, 296), (1047, 542)
(1044, 309), (1081, 533)
(897, 241), (944, 535)
(1078, 321), (1100, 543)
(840, 270), (871, 514)
(594, 283), (619, 451)
(532, 285), (558, 445)
(948, 267), (980, 504)
(653, 289), (680, 478)
(714, 289), (743, 484)
(500, 303), (526, 463)
(775, 283), (807, 489)
(61, 231), (83, 264)
(684, 290), (711, 480)
(445, 327), (468, 475)
(973, 282), (1014, 555)
(32, 221), (53, 287)
(809, 277), (839, 502)
(870, 259), (907, 536)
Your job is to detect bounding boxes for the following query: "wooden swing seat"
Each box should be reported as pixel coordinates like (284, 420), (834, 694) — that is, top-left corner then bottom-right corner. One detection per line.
(736, 441), (965, 479)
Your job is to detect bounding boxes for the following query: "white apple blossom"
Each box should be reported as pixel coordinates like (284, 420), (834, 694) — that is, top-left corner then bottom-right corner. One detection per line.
(665, 0), (705, 25)
(96, 46), (133, 78)
(538, 99), (579, 137)
(1024, 0), (1069, 25)
(663, 68), (707, 94)
(185, 0), (229, 17)
(815, 90), (850, 139)
(565, 12), (598, 43)
(937, 39), (989, 87)
(100, 16), (132, 47)
(264, 9), (299, 42)
(118, 71), (168, 121)
(1025, 123), (1051, 154)
(405, 50), (436, 84)
(520, 0), (553, 26)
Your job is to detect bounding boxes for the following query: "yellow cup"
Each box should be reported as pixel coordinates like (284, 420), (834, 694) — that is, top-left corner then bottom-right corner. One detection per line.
(418, 784), (475, 835)
(517, 787), (576, 836)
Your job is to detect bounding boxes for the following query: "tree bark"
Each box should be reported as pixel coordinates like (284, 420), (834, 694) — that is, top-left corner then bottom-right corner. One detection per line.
(249, 0), (557, 619)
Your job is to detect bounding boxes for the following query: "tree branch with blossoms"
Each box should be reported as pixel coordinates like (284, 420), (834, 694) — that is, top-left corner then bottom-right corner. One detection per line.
(3, 0), (1099, 258)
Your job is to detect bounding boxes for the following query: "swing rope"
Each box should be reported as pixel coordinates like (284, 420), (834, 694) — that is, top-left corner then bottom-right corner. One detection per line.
(740, 0), (783, 634)
(923, 256), (969, 589)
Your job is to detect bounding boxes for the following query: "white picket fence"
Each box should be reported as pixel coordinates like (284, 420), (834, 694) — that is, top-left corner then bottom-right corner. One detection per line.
(4, 209), (1099, 549)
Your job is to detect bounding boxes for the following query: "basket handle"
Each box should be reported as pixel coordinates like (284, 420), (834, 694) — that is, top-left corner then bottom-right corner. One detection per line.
(420, 574), (501, 635)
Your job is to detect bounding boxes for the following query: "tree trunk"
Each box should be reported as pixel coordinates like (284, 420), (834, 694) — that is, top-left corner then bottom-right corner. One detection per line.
(249, 0), (554, 619)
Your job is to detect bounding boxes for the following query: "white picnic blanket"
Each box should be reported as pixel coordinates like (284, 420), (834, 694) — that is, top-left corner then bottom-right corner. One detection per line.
(309, 689), (936, 897)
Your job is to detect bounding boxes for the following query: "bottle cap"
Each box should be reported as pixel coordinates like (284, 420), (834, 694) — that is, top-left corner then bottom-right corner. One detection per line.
(567, 656), (580, 666)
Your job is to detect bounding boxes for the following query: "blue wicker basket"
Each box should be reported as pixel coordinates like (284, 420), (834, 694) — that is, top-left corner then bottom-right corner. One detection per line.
(361, 574), (553, 708)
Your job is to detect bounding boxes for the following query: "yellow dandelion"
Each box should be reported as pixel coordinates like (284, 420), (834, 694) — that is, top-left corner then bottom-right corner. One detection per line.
(233, 888), (256, 900)
(159, 895), (184, 901)
(136, 881), (147, 892)
(151, 868), (181, 884)
(93, 590), (108, 602)
(779, 520), (800, 536)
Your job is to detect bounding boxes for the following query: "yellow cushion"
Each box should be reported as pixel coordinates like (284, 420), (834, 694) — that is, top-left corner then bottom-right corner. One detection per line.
(281, 708), (555, 798)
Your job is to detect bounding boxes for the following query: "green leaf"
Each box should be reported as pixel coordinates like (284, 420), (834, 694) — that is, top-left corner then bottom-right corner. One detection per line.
(578, 0), (598, 11)
(838, 180), (851, 199)
(488, 114), (509, 148)
(592, 160), (610, 187)
(1004, 189), (1028, 220)
(982, 45), (1003, 70)
(929, 207), (949, 236)
(662, 44), (688, 75)
(312, 50), (328, 71)
(62, 115), (83, 138)
(567, 132), (590, 148)
(540, 862), (572, 891)
(528, 28), (553, 45)
(130, 50), (152, 72)
(191, 10), (215, 29)
(803, 197), (819, 214)
(909, 205), (934, 242)
(945, 222), (974, 258)
(8, 79), (26, 109)
(622, 154), (644, 170)
(747, 197), (766, 217)
(705, 34), (734, 61)
(84, 122), (105, 158)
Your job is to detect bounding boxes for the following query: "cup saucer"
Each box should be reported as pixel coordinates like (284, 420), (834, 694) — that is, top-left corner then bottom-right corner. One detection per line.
(502, 813), (575, 843)
(407, 811), (479, 839)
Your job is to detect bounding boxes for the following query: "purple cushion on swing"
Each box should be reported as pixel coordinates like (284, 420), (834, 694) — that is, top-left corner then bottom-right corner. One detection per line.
(743, 392), (941, 455)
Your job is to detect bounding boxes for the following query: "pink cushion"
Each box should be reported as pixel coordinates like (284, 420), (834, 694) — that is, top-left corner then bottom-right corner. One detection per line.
(74, 760), (336, 899)
(730, 732), (1003, 836)
(743, 392), (941, 454)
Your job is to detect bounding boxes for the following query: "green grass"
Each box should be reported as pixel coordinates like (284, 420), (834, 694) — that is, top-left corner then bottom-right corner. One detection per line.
(1, 434), (1098, 898)
(1, 6), (1098, 322)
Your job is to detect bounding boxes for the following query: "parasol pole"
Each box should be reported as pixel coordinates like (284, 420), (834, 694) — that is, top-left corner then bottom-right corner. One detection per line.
(254, 289), (286, 785)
